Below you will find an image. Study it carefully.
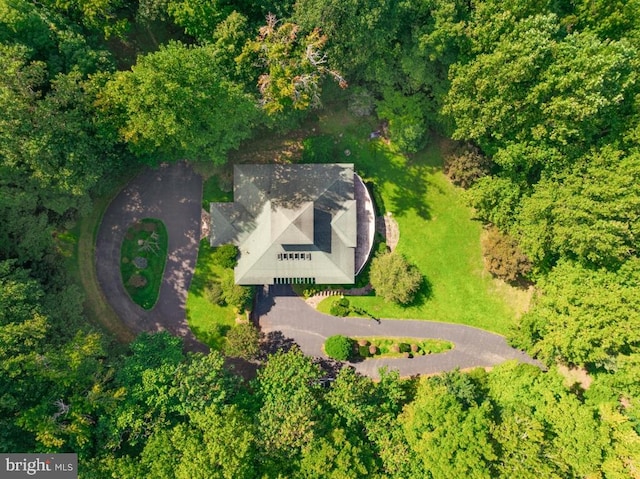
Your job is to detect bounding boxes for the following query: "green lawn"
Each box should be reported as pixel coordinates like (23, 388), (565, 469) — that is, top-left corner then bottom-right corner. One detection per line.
(314, 111), (517, 335)
(120, 219), (168, 310)
(186, 240), (238, 350)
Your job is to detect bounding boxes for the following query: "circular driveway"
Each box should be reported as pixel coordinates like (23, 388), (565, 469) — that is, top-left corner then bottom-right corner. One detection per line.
(257, 286), (541, 378)
(96, 162), (208, 353)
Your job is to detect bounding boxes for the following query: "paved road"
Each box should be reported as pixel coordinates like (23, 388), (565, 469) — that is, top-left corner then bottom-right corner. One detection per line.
(96, 162), (208, 353)
(258, 286), (541, 379)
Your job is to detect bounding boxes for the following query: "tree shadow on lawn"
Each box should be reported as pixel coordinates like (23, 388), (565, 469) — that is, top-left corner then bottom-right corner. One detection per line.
(409, 275), (434, 307)
(191, 323), (230, 350)
(360, 140), (438, 221)
(189, 242), (222, 297)
(387, 166), (433, 220)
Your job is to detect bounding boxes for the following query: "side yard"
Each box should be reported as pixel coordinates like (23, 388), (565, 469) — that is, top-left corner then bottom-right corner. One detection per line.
(186, 241), (239, 350)
(313, 109), (525, 335)
(186, 170), (252, 350)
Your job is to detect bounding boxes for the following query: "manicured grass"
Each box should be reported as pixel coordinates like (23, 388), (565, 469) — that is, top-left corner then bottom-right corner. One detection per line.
(186, 240), (238, 350)
(314, 109), (517, 335)
(352, 337), (453, 359)
(120, 219), (168, 310)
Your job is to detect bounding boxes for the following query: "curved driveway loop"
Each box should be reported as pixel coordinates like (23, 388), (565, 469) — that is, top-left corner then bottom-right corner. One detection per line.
(258, 286), (541, 379)
(96, 162), (208, 353)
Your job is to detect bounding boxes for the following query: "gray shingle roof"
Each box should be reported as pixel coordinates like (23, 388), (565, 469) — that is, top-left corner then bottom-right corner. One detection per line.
(210, 164), (357, 285)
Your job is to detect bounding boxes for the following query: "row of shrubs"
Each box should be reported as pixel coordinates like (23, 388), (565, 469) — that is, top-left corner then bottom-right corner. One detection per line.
(324, 335), (452, 361)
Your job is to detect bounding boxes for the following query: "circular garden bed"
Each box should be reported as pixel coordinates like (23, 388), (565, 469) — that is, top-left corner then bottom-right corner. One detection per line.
(120, 218), (168, 310)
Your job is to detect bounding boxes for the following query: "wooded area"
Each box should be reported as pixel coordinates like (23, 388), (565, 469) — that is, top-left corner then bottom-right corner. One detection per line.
(1, 0), (639, 477)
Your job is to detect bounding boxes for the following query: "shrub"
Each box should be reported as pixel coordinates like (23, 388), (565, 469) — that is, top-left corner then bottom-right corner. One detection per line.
(358, 345), (370, 358)
(143, 222), (157, 232)
(370, 252), (423, 305)
(128, 274), (147, 288)
(410, 343), (419, 353)
(324, 335), (353, 361)
(357, 339), (369, 347)
(482, 226), (532, 282)
(133, 256), (148, 269)
(390, 343), (400, 354)
(330, 297), (351, 317)
(302, 287), (318, 298)
(376, 89), (431, 153)
(204, 281), (225, 305)
(444, 143), (492, 189)
(399, 343), (411, 353)
(369, 345), (378, 355)
(221, 275), (253, 311)
(224, 322), (260, 360)
(213, 244), (239, 269)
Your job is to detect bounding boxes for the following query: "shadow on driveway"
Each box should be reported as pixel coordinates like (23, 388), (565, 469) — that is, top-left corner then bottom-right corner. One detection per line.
(96, 162), (208, 353)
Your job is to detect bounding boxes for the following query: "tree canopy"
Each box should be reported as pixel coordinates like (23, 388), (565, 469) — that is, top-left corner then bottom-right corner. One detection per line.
(98, 41), (258, 163)
(2, 0), (640, 477)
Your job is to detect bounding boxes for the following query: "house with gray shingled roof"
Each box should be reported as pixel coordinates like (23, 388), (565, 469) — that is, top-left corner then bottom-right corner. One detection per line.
(210, 163), (375, 285)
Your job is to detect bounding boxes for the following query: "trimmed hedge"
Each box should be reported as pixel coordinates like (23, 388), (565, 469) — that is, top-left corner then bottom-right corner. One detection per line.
(324, 335), (353, 361)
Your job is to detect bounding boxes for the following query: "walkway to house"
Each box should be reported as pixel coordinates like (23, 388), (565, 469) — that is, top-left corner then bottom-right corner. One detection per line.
(376, 213), (399, 251)
(95, 162), (208, 353)
(257, 285), (542, 379)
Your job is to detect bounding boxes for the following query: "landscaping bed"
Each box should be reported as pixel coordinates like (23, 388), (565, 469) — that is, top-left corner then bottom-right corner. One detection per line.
(323, 334), (452, 361)
(354, 337), (452, 359)
(120, 218), (168, 310)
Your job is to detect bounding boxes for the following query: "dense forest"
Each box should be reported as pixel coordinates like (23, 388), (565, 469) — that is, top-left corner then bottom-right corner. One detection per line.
(1, 0), (639, 477)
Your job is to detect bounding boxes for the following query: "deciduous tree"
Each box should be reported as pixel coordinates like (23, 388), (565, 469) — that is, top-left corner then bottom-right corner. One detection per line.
(254, 347), (322, 472)
(98, 41), (258, 163)
(370, 252), (422, 305)
(224, 322), (260, 360)
(241, 14), (346, 115)
(512, 259), (640, 367)
(445, 15), (638, 167)
(517, 148), (640, 269)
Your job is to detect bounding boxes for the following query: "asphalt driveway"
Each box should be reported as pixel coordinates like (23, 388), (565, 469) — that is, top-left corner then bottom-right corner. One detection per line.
(257, 285), (541, 378)
(96, 162), (208, 353)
